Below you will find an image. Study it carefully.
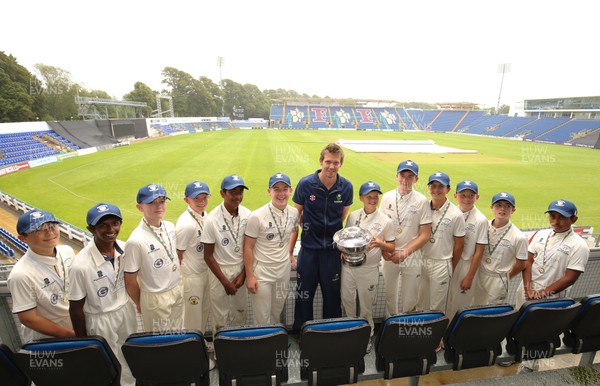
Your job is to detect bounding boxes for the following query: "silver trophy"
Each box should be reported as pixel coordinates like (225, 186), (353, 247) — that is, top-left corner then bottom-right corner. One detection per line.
(333, 226), (372, 267)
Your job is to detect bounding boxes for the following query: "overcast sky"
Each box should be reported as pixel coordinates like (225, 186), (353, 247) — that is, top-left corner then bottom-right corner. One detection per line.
(3, 0), (598, 107)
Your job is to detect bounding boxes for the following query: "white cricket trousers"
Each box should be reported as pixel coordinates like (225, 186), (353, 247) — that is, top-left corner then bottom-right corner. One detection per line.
(182, 271), (211, 333)
(381, 255), (421, 315)
(473, 268), (510, 306)
(341, 264), (379, 335)
(209, 263), (248, 332)
(446, 258), (476, 319)
(417, 258), (452, 312)
(250, 260), (290, 325)
(86, 301), (137, 386)
(140, 281), (184, 332)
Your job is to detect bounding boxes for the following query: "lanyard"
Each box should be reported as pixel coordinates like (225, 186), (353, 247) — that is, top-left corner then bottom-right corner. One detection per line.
(430, 201), (450, 242)
(395, 190), (413, 226)
(144, 219), (175, 264)
(268, 204), (289, 247)
(541, 229), (573, 266)
(487, 223), (512, 256)
(31, 251), (68, 302)
(220, 204), (241, 252)
(187, 209), (205, 232)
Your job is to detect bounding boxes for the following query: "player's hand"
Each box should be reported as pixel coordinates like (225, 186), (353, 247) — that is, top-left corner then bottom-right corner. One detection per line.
(460, 276), (473, 291)
(290, 258), (297, 271)
(368, 237), (380, 251)
(525, 288), (537, 300)
(246, 275), (259, 294)
(231, 272), (245, 289)
(223, 281), (237, 295)
(340, 253), (348, 261)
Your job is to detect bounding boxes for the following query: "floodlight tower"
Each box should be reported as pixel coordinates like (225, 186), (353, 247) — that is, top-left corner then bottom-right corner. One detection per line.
(496, 63), (511, 115)
(217, 56), (225, 117)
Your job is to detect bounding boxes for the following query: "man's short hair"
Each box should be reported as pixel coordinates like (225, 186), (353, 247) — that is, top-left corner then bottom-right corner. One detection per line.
(320, 143), (344, 163)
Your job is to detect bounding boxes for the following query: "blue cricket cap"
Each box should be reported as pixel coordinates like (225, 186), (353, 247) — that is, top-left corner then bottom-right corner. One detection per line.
(546, 199), (577, 217)
(185, 181), (210, 198)
(137, 183), (170, 204)
(456, 180), (478, 194)
(17, 209), (60, 235)
(221, 174), (248, 190)
(397, 160), (419, 176)
(269, 173), (292, 188)
(428, 171), (450, 187)
(491, 192), (516, 207)
(87, 203), (122, 226)
(359, 181), (382, 195)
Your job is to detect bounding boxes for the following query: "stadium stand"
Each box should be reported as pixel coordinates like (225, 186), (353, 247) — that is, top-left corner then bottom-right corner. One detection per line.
(511, 117), (570, 139)
(461, 115), (512, 135)
(488, 116), (537, 137)
(569, 127), (600, 147)
(428, 110), (467, 132)
(0, 131), (63, 166)
(0, 227), (28, 253)
(537, 119), (600, 143)
(453, 110), (488, 132)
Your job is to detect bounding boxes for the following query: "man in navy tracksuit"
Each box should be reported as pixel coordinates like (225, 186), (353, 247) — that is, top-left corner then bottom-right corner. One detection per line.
(292, 143), (353, 332)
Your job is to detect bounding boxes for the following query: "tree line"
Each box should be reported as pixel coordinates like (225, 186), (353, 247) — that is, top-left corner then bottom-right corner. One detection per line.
(0, 51), (502, 123)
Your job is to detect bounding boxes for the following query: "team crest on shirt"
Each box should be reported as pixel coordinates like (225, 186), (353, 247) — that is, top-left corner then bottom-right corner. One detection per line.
(309, 194), (316, 202)
(50, 293), (59, 305)
(266, 233), (275, 241)
(558, 245), (572, 255)
(196, 243), (204, 252)
(441, 218), (452, 228)
(154, 258), (164, 268)
(222, 238), (230, 246)
(334, 194), (343, 204)
(189, 296), (199, 305)
(500, 239), (511, 248)
(97, 287), (109, 297)
(465, 224), (475, 233)
(370, 223), (382, 233)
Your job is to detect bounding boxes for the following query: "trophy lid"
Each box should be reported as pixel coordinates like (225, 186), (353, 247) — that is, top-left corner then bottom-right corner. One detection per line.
(333, 226), (372, 248)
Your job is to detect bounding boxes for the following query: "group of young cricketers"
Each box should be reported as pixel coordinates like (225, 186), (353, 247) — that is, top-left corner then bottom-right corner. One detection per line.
(6, 142), (591, 380)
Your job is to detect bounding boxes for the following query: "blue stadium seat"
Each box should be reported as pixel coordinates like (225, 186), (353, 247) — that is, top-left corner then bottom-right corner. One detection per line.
(300, 317), (371, 385)
(14, 336), (120, 386)
(374, 311), (448, 379)
(0, 344), (30, 386)
(563, 294), (600, 354)
(506, 298), (581, 362)
(122, 329), (210, 386)
(443, 304), (518, 370)
(215, 324), (288, 385)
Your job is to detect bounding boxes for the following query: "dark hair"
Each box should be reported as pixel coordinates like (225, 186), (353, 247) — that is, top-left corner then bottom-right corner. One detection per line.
(319, 143), (344, 163)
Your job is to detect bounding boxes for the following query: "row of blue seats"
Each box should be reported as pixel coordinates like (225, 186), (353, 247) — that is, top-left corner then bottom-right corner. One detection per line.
(0, 150), (59, 165)
(0, 227), (28, 253)
(0, 240), (14, 257)
(0, 140), (40, 149)
(0, 131), (79, 150)
(1, 143), (49, 153)
(3, 149), (57, 159)
(2, 296), (599, 386)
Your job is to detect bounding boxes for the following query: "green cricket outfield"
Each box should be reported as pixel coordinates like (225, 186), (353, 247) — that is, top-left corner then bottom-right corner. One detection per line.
(0, 129), (598, 239)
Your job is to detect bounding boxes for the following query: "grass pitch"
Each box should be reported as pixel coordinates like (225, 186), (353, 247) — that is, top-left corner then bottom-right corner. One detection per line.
(1, 129), (599, 239)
